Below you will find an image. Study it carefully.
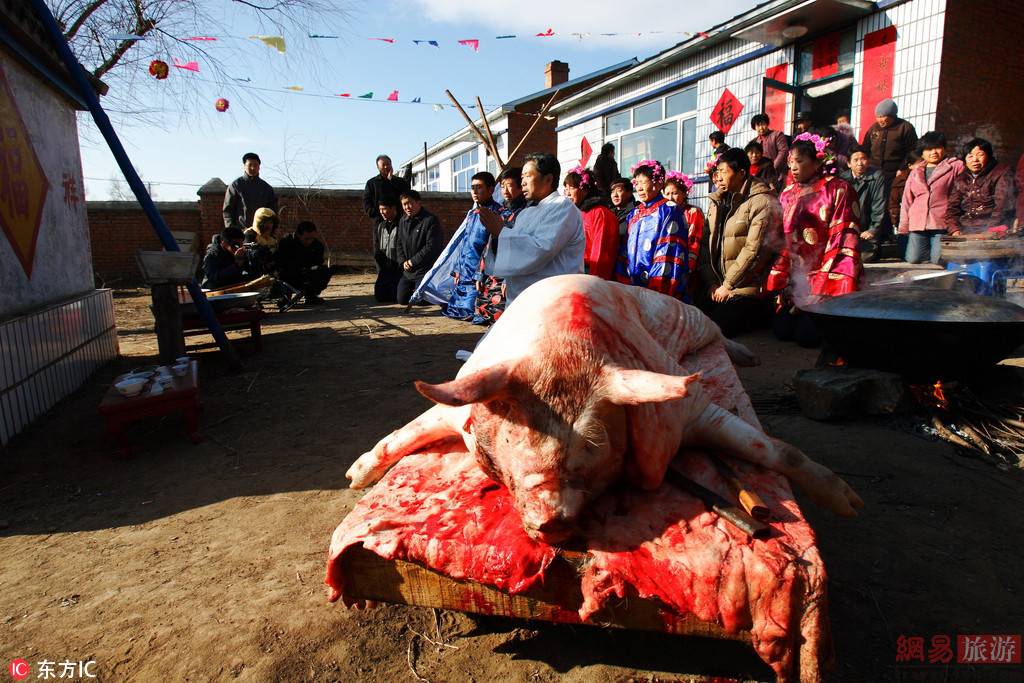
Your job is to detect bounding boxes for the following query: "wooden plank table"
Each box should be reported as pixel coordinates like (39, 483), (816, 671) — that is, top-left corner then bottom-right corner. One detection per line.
(181, 308), (264, 351)
(338, 544), (749, 642)
(98, 361), (203, 459)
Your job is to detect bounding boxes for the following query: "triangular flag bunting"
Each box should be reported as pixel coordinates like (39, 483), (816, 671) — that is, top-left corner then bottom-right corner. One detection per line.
(370, 38), (394, 43)
(337, 93), (351, 97)
(309, 34), (338, 39)
(458, 39), (479, 52)
(433, 104), (442, 112)
(496, 35), (516, 39)
(536, 29), (555, 37)
(250, 35), (286, 53)
(386, 90), (398, 101)
(185, 36), (217, 41)
(172, 57), (199, 72)
(285, 86), (304, 91)
(411, 97), (421, 103)
(110, 32), (145, 41)
(358, 92), (373, 98)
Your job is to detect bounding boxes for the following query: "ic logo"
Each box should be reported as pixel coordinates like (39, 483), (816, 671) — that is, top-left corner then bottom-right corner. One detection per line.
(9, 660), (30, 679)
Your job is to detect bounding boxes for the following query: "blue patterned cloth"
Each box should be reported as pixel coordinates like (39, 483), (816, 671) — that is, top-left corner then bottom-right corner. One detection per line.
(614, 195), (689, 301)
(443, 199), (503, 319)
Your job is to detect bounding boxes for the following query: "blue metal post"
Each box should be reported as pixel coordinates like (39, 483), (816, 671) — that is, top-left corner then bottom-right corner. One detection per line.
(28, 0), (241, 367)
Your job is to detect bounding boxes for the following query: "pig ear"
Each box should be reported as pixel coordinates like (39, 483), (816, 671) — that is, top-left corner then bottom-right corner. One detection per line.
(601, 366), (702, 405)
(415, 360), (517, 406)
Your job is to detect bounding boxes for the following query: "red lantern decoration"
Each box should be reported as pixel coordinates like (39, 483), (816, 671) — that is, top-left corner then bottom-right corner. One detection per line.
(149, 60), (168, 79)
(215, 98), (229, 112)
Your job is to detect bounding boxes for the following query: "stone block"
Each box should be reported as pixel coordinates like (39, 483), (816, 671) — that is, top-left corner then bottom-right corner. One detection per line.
(792, 367), (907, 421)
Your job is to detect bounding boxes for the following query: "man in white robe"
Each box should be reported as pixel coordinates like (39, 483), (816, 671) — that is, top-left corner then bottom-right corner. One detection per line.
(479, 152), (585, 304)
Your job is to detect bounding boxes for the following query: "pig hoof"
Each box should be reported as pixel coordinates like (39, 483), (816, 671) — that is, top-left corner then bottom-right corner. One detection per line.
(346, 458), (383, 489)
(800, 462), (864, 518)
(723, 340), (759, 367)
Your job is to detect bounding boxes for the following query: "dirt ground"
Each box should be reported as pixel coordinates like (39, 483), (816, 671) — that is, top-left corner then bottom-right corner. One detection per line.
(1, 272), (1022, 683)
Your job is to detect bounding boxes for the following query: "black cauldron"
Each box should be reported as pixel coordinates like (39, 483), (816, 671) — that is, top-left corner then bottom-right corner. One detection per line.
(803, 288), (1024, 379)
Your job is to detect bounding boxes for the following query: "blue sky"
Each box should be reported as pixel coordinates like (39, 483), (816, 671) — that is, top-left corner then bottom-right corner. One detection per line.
(78, 0), (756, 201)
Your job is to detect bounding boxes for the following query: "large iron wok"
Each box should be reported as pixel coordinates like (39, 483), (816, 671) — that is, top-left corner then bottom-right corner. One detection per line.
(803, 288), (1024, 379)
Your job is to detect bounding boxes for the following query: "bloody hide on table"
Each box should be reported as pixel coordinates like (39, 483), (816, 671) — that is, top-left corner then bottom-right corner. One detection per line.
(326, 343), (833, 682)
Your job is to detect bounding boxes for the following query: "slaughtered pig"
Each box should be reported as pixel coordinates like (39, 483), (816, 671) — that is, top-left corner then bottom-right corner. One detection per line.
(347, 275), (862, 543)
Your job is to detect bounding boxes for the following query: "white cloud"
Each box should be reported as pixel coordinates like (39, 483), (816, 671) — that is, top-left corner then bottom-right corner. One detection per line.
(401, 0), (757, 49)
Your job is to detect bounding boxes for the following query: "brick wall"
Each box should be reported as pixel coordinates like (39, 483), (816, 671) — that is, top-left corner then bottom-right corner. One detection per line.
(87, 183), (478, 284)
(936, 0), (1024, 167)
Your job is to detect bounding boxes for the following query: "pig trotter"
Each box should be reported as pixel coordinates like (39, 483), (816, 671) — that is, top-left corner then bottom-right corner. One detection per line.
(776, 442), (864, 518)
(722, 338), (759, 367)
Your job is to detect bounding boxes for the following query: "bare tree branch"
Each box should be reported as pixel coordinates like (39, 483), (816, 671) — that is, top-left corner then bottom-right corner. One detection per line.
(64, 0), (110, 40)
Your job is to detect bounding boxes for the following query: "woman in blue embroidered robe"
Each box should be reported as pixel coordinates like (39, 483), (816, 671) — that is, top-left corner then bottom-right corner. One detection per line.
(443, 173), (503, 320)
(614, 160), (689, 301)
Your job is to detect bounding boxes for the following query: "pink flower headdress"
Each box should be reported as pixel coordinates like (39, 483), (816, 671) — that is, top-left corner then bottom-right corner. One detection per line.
(630, 159), (666, 184)
(665, 170), (693, 191)
(792, 132), (836, 169)
(566, 166), (595, 191)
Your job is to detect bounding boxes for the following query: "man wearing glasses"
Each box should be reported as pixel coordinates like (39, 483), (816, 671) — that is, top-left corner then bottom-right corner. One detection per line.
(201, 227), (252, 289)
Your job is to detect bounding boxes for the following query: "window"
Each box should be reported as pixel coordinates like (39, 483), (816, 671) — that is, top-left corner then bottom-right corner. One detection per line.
(796, 28), (856, 84)
(620, 121), (678, 175)
(666, 87), (697, 118)
(606, 111), (631, 135)
(603, 86), (697, 178)
(426, 165), (440, 192)
(452, 148), (479, 192)
(633, 100), (662, 127)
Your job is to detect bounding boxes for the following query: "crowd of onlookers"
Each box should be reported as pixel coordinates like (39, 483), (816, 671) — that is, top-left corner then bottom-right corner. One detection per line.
(202, 99), (1024, 347)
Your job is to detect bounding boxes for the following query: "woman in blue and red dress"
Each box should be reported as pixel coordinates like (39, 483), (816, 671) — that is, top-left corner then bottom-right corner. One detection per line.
(614, 160), (689, 301)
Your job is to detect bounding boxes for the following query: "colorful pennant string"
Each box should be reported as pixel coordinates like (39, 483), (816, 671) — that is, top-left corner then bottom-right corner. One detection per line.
(458, 39), (479, 52)
(250, 35), (286, 53)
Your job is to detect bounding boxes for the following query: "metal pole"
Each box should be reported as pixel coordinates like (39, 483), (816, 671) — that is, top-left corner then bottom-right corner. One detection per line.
(28, 0), (242, 370)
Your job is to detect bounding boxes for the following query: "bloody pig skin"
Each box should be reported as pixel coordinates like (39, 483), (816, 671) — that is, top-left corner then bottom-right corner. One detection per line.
(347, 275), (862, 543)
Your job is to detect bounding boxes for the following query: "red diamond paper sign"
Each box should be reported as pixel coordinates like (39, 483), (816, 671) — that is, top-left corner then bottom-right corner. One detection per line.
(579, 136), (593, 167)
(710, 88), (744, 135)
(0, 64), (50, 279)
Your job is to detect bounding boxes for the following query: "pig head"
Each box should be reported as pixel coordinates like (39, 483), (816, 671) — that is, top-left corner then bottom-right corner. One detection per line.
(414, 336), (702, 544)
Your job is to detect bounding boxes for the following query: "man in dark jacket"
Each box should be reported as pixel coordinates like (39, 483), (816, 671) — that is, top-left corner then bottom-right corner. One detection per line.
(373, 197), (404, 303)
(609, 177), (636, 240)
(840, 145), (888, 261)
(860, 99), (918, 187)
(593, 143), (619, 196)
(202, 227), (250, 289)
(276, 221), (332, 305)
(223, 153), (279, 230)
(362, 155), (411, 230)
(396, 190), (443, 305)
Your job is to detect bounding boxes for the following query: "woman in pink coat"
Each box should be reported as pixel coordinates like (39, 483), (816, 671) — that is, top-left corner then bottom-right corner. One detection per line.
(562, 166), (619, 280)
(898, 131), (965, 264)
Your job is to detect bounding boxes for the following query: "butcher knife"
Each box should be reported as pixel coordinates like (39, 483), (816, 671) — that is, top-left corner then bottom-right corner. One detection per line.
(662, 466), (771, 540)
(708, 453), (771, 520)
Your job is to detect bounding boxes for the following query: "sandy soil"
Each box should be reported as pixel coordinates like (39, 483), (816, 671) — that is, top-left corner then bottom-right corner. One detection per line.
(1, 272), (1022, 682)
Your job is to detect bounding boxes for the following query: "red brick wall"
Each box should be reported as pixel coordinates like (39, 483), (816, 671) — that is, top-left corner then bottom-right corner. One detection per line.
(88, 184), (477, 284)
(936, 0), (1024, 167)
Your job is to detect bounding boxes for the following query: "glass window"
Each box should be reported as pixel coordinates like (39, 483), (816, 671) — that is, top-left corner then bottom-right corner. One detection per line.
(619, 121), (678, 176)
(427, 166), (440, 192)
(452, 149), (479, 192)
(633, 100), (662, 127)
(666, 87), (698, 117)
(606, 111), (631, 135)
(681, 117), (696, 175)
(797, 27), (856, 84)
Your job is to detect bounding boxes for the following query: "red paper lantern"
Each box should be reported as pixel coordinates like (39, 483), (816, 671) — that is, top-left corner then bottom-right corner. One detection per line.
(149, 60), (168, 79)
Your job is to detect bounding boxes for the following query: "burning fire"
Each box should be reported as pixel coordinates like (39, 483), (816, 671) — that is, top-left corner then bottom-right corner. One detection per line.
(911, 381), (949, 411)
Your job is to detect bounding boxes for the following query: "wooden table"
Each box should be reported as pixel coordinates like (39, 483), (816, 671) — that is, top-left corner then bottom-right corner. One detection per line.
(98, 361), (203, 459)
(181, 308), (264, 351)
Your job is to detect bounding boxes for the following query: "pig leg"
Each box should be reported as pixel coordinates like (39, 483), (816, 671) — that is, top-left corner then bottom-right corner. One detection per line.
(346, 404), (469, 488)
(680, 403), (864, 518)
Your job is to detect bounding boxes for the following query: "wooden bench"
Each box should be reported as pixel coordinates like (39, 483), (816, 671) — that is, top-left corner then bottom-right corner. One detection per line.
(181, 308), (265, 351)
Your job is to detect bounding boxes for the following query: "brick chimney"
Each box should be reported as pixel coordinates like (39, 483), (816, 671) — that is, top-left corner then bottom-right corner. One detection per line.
(544, 61), (569, 89)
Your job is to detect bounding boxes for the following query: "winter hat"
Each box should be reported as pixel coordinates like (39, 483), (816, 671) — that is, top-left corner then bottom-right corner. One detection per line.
(874, 98), (898, 117)
(794, 111), (813, 122)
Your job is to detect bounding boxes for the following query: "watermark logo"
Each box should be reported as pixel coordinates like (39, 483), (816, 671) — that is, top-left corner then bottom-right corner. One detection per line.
(898, 634), (1021, 664)
(9, 660), (30, 680)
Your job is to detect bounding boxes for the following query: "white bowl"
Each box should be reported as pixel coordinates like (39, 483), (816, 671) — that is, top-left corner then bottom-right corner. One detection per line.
(172, 363), (189, 376)
(116, 378), (147, 396)
(156, 375), (174, 389)
(175, 357), (190, 366)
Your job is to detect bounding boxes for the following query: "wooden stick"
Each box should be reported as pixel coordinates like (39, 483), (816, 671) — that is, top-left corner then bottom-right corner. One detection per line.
(445, 90), (496, 159)
(507, 89), (561, 163)
(475, 95), (504, 170)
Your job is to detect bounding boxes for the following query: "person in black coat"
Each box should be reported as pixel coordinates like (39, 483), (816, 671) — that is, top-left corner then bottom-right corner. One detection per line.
(396, 190), (443, 305)
(362, 155), (411, 229)
(276, 221), (332, 304)
(222, 153), (278, 230)
(202, 227), (250, 289)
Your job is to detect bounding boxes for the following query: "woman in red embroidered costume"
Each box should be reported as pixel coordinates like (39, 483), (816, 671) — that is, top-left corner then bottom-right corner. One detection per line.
(563, 166), (620, 280)
(768, 135), (863, 347)
(663, 171), (705, 293)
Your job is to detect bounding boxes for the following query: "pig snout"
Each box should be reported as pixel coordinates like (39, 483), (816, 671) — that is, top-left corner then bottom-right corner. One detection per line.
(516, 474), (585, 544)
